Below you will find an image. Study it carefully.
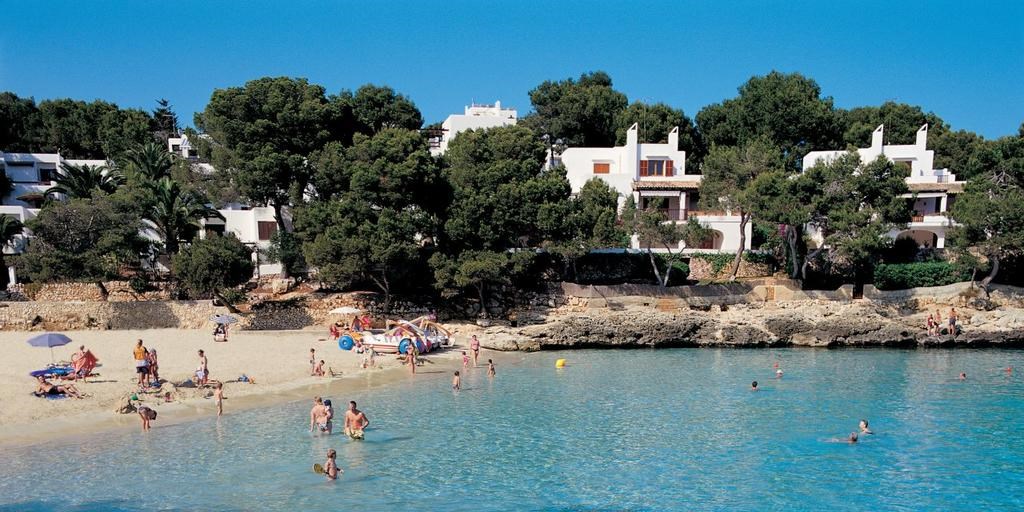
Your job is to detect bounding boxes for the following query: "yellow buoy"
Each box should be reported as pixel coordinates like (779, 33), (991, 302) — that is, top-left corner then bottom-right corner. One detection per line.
(555, 359), (566, 368)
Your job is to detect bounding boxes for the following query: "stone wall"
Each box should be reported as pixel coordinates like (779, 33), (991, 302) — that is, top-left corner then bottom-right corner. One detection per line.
(0, 301), (228, 331)
(6, 281), (173, 302)
(687, 256), (773, 281)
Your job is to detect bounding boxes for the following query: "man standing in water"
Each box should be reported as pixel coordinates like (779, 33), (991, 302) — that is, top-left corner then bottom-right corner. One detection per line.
(344, 400), (369, 439)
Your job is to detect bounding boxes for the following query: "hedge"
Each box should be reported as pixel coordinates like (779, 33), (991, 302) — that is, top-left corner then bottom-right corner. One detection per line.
(873, 262), (972, 290)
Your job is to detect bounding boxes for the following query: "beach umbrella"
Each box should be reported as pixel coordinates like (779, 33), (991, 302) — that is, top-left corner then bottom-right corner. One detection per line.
(26, 333), (72, 363)
(329, 306), (362, 315)
(210, 314), (238, 325)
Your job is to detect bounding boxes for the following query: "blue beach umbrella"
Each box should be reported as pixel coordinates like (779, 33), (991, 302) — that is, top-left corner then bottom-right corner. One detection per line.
(26, 332), (73, 363)
(210, 315), (238, 325)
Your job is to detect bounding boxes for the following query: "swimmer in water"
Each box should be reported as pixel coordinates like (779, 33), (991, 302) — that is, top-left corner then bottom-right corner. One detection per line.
(848, 432), (858, 443)
(859, 419), (873, 435)
(776, 369), (783, 379)
(959, 372), (967, 380)
(750, 381), (758, 391)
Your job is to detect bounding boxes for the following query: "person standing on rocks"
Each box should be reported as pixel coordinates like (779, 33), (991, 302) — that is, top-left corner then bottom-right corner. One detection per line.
(949, 308), (959, 334)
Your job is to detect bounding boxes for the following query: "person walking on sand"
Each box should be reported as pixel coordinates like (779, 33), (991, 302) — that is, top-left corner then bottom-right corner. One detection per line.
(344, 401), (369, 439)
(324, 449), (342, 480)
(452, 371), (461, 391)
(133, 339), (148, 387)
(487, 359), (496, 377)
(214, 382), (225, 416)
(470, 335), (481, 366)
(309, 348), (317, 374)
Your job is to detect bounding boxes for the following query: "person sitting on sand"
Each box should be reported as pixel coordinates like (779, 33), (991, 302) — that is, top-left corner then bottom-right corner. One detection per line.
(859, 419), (873, 434)
(324, 449), (341, 480)
(35, 376), (84, 399)
(312, 360), (325, 377)
(344, 401), (369, 439)
(138, 405), (157, 431)
(751, 381), (758, 391)
(452, 371), (461, 391)
(329, 323), (341, 340)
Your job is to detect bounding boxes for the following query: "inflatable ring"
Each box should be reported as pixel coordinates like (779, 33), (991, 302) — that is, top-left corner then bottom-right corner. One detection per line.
(339, 335), (354, 351)
(398, 338), (412, 355)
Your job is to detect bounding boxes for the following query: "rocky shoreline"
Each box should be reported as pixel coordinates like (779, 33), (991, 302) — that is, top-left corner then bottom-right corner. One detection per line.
(479, 302), (1024, 351)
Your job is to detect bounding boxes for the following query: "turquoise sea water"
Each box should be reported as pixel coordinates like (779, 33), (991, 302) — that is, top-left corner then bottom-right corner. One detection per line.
(2, 348), (1023, 511)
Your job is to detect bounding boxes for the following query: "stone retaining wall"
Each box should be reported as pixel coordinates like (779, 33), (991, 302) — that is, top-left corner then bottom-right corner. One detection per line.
(0, 301), (228, 331)
(688, 257), (773, 281)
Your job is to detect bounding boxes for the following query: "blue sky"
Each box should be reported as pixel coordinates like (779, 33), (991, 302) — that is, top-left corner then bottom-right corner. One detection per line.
(1, 0), (1021, 138)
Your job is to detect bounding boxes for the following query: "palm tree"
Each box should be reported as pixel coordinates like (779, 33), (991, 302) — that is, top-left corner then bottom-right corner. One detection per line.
(46, 163), (124, 199)
(144, 177), (224, 255)
(0, 215), (24, 289)
(122, 142), (173, 183)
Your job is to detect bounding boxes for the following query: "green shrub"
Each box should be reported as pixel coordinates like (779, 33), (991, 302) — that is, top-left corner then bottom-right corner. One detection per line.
(218, 288), (247, 305)
(873, 262), (972, 290)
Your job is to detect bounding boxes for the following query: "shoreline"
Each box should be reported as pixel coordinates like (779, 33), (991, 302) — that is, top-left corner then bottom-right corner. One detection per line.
(0, 326), (506, 449)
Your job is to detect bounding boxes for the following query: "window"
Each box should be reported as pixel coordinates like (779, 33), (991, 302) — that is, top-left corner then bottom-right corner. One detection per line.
(39, 168), (59, 183)
(257, 221), (277, 241)
(593, 162), (610, 174)
(171, 145), (181, 152)
(205, 225), (226, 238)
(639, 159), (673, 177)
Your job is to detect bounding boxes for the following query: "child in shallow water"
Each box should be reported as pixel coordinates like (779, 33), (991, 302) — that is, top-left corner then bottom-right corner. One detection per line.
(452, 371), (461, 391)
(324, 449), (341, 480)
(462, 351), (469, 367)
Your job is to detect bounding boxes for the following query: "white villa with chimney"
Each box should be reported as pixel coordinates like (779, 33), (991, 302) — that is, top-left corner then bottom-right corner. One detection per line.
(802, 124), (963, 249)
(560, 123), (750, 253)
(429, 101), (518, 156)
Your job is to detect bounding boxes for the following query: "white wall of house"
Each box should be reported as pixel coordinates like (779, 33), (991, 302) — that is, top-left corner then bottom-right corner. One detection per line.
(561, 124), (750, 253)
(1, 152), (107, 207)
(802, 124), (963, 249)
(430, 102), (518, 156)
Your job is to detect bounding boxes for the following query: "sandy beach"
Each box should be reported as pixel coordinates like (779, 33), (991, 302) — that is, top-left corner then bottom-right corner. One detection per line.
(0, 326), (491, 447)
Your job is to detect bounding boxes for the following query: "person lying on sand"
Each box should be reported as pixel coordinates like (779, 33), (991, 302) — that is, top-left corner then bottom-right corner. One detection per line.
(35, 376), (84, 399)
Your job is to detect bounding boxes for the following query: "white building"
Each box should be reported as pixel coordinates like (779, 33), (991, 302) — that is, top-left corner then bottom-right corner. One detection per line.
(1, 152), (107, 208)
(167, 133), (217, 174)
(560, 124), (751, 253)
(0, 151), (282, 283)
(429, 101), (518, 156)
(802, 124), (964, 249)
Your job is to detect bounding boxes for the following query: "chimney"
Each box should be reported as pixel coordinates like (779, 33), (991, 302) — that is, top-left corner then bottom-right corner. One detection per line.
(916, 124), (928, 147)
(627, 123), (639, 146)
(872, 124), (884, 149)
(668, 126), (679, 149)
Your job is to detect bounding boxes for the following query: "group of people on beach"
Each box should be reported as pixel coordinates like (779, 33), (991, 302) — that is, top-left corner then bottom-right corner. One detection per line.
(132, 339), (161, 388)
(926, 307), (960, 336)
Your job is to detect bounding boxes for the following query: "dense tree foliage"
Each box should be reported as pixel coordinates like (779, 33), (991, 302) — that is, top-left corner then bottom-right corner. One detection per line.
(524, 71), (628, 147)
(697, 71), (842, 171)
(143, 177), (223, 256)
(21, 194), (148, 283)
(699, 139), (785, 279)
(950, 133), (1024, 286)
(172, 234), (254, 299)
(613, 101), (705, 163)
(46, 163), (124, 199)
